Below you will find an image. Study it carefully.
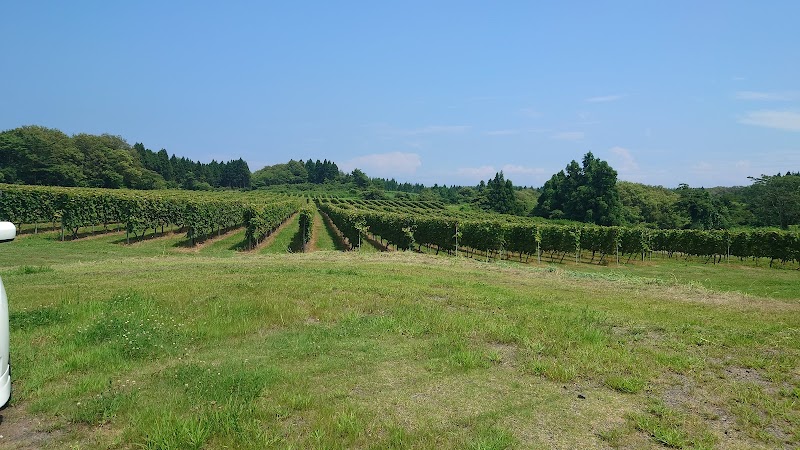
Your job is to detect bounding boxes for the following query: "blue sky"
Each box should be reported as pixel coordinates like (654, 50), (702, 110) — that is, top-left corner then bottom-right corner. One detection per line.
(2, 1), (798, 188)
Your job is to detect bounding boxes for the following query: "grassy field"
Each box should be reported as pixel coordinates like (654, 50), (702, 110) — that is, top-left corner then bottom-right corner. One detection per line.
(310, 210), (344, 252)
(0, 228), (798, 449)
(260, 215), (302, 255)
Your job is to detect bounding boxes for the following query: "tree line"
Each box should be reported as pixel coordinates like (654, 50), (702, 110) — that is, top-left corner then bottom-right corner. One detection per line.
(251, 159), (340, 187)
(0, 125), (251, 190)
(2, 125), (797, 230)
(371, 153), (798, 231)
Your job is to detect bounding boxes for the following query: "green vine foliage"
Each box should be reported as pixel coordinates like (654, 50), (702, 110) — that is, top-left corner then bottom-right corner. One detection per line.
(244, 200), (301, 247)
(316, 198), (800, 264)
(298, 204), (315, 245)
(0, 184), (299, 244)
(1, 185), (797, 264)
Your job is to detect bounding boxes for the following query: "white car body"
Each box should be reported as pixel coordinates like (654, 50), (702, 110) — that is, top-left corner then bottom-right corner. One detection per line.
(0, 221), (16, 408)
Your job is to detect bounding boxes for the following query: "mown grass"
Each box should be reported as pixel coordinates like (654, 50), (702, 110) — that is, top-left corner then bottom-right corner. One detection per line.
(314, 209), (347, 252)
(571, 256), (800, 301)
(199, 228), (249, 256)
(260, 215), (301, 254)
(0, 238), (798, 448)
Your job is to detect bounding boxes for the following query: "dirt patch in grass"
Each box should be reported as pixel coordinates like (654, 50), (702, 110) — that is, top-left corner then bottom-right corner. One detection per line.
(337, 355), (640, 448)
(610, 325), (667, 345)
(486, 342), (519, 367)
(0, 404), (65, 449)
(654, 373), (774, 449)
(724, 366), (772, 389)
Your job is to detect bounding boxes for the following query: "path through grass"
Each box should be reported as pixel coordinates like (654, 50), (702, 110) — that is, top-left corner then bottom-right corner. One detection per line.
(307, 209), (341, 251)
(260, 214), (301, 254)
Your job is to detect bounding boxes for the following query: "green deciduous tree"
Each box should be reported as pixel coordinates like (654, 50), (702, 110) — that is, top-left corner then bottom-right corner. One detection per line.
(674, 184), (731, 230)
(73, 133), (141, 188)
(746, 173), (800, 229)
(617, 181), (683, 228)
(0, 125), (85, 186)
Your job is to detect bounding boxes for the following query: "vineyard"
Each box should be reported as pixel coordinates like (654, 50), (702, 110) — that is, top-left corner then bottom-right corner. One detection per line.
(0, 184), (300, 248)
(1, 184), (798, 267)
(317, 198), (800, 267)
(2, 185), (799, 449)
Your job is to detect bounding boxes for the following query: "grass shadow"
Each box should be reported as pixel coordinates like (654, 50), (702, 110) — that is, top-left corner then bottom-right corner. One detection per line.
(228, 237), (250, 252)
(289, 228), (305, 253)
(320, 212), (349, 251)
(43, 227), (125, 242)
(110, 228), (183, 245)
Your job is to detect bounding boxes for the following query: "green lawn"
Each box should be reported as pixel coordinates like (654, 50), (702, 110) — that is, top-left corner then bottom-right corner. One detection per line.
(199, 228), (249, 257)
(566, 255), (800, 300)
(260, 214), (302, 254)
(312, 210), (343, 251)
(313, 210), (347, 252)
(0, 234), (798, 448)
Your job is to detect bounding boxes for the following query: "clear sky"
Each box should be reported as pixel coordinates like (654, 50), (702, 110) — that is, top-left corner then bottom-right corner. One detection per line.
(2, 1), (798, 188)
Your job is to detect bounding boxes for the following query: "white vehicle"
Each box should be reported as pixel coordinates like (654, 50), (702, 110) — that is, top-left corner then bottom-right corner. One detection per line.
(0, 222), (15, 408)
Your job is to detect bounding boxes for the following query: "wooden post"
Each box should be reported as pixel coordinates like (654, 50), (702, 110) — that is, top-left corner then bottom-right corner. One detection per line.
(455, 223), (458, 258)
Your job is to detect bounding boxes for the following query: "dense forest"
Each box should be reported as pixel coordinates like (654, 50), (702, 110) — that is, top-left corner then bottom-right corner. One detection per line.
(251, 159), (341, 187)
(1, 125), (798, 230)
(0, 125), (251, 190)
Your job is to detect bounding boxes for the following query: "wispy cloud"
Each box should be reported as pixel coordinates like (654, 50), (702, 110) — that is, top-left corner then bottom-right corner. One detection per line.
(341, 152), (422, 176)
(586, 94), (625, 103)
(551, 131), (585, 141)
(691, 161), (714, 174)
(485, 128), (548, 136)
(403, 125), (470, 135)
(609, 147), (640, 173)
(520, 108), (542, 118)
(735, 91), (800, 101)
(739, 110), (800, 131)
(501, 164), (545, 176)
(689, 152), (800, 184)
(456, 163), (545, 180)
(468, 96), (503, 102)
(486, 129), (521, 136)
(456, 165), (497, 180)
(369, 123), (471, 137)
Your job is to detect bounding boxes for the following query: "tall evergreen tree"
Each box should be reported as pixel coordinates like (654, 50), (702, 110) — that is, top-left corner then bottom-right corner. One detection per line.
(485, 171), (523, 214)
(534, 152), (622, 225)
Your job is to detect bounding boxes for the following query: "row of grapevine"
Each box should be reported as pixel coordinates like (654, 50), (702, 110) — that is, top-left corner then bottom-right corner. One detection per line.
(317, 202), (800, 264)
(297, 203), (315, 249)
(184, 200), (249, 244)
(244, 200), (301, 248)
(317, 202), (363, 248)
(0, 184), (298, 245)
